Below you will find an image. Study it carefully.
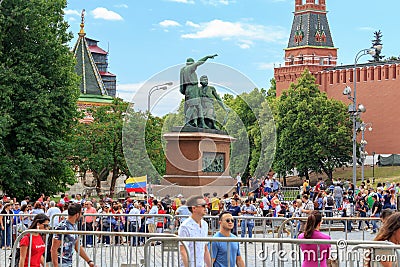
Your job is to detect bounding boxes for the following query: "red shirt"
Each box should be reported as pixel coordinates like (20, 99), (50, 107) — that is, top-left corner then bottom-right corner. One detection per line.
(20, 234), (45, 267)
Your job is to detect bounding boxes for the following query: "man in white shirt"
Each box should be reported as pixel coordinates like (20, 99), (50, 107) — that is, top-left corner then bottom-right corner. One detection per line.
(178, 195), (211, 267)
(146, 199), (158, 234)
(128, 202), (141, 245)
(261, 195), (270, 217)
(46, 200), (61, 228)
(236, 173), (242, 196)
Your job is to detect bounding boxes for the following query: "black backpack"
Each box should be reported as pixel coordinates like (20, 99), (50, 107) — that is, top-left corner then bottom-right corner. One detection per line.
(327, 196), (334, 206)
(319, 181), (326, 191)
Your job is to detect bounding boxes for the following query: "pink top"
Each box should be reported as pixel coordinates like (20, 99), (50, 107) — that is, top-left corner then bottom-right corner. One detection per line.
(298, 230), (331, 267)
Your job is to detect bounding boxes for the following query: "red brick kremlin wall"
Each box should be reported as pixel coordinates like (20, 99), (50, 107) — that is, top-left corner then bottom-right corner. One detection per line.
(275, 63), (400, 154)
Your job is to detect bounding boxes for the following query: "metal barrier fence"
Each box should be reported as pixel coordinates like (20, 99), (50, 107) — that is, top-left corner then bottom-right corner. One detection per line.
(277, 216), (382, 240)
(8, 229), (176, 267)
(5, 229), (400, 267)
(144, 236), (400, 267)
(0, 212), (390, 266)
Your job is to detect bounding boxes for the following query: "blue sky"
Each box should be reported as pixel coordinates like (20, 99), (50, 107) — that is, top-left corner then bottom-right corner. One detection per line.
(65, 0), (400, 114)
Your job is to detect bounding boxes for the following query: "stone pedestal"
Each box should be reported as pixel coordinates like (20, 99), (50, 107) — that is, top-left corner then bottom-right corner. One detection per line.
(163, 129), (235, 186)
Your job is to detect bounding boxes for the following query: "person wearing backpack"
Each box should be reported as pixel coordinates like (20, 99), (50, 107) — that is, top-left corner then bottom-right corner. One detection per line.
(370, 194), (382, 234)
(324, 192), (334, 223)
(18, 213), (50, 267)
(51, 204), (96, 267)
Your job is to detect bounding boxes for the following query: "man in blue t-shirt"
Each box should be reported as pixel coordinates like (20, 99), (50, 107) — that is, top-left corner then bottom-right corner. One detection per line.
(227, 199), (241, 236)
(209, 211), (245, 267)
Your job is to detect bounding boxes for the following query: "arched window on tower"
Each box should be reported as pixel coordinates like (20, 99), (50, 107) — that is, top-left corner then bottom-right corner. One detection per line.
(319, 57), (324, 65)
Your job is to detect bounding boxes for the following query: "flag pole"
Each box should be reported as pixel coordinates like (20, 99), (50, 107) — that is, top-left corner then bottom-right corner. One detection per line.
(146, 175), (148, 202)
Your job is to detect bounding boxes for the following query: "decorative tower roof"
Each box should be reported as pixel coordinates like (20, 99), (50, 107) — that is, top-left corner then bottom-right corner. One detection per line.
(288, 0), (334, 48)
(72, 9), (113, 104)
(274, 0), (338, 95)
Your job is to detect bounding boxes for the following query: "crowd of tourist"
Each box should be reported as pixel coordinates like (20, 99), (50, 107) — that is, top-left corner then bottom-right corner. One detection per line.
(0, 176), (400, 266)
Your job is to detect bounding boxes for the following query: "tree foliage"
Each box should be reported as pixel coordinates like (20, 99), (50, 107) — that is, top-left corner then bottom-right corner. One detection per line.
(224, 89), (274, 179)
(145, 114), (166, 184)
(123, 109), (165, 185)
(273, 70), (352, 180)
(71, 98), (130, 196)
(0, 0), (79, 199)
(371, 30), (384, 62)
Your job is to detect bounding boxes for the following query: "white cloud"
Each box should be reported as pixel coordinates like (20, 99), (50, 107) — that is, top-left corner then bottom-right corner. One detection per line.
(64, 9), (80, 16)
(159, 20), (181, 27)
(238, 40), (253, 49)
(201, 0), (235, 6)
(359, 26), (375, 31)
(186, 21), (201, 28)
(165, 0), (195, 4)
(114, 4), (128, 8)
(181, 19), (287, 48)
(238, 43), (251, 49)
(256, 62), (280, 70)
(117, 82), (145, 102)
(91, 7), (123, 21)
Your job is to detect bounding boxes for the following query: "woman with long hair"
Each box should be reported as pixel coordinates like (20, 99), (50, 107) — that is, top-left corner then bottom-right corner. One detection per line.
(373, 212), (400, 267)
(298, 210), (331, 267)
(19, 213), (50, 267)
(1, 203), (13, 249)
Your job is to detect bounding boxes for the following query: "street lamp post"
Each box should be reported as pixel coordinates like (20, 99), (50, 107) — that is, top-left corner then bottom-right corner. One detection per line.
(360, 122), (372, 182)
(343, 45), (382, 187)
(147, 82), (173, 114)
(372, 151), (376, 180)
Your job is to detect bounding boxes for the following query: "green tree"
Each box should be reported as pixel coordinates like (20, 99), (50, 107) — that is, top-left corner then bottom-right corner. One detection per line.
(224, 89), (269, 180)
(145, 114), (166, 183)
(71, 98), (130, 196)
(123, 110), (166, 185)
(370, 30), (384, 62)
(273, 70), (352, 181)
(0, 0), (79, 200)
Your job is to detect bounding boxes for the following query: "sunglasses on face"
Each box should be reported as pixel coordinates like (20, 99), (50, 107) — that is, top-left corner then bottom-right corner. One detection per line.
(196, 204), (207, 208)
(224, 219), (234, 223)
(42, 223), (50, 228)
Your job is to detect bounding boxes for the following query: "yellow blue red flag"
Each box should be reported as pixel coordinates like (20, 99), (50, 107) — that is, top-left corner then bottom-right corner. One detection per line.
(125, 176), (147, 193)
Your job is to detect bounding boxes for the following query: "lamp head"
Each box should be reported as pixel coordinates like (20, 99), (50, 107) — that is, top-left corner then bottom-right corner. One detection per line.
(368, 126), (373, 132)
(373, 44), (383, 52)
(358, 104), (366, 113)
(368, 49), (376, 56)
(343, 86), (352, 96)
(165, 82), (173, 86)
